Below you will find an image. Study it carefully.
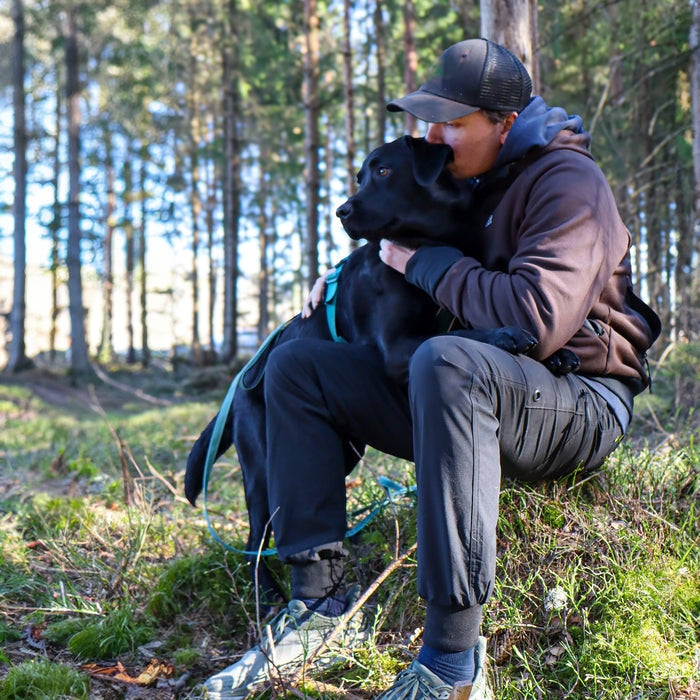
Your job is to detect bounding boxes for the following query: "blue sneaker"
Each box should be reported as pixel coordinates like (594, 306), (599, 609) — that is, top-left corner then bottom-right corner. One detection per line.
(376, 637), (492, 700)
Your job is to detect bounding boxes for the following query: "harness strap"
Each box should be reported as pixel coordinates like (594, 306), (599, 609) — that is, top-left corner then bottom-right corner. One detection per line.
(324, 263), (348, 343)
(202, 321), (292, 556)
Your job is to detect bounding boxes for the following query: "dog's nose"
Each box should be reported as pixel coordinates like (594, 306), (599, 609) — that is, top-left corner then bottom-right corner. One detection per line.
(336, 201), (352, 219)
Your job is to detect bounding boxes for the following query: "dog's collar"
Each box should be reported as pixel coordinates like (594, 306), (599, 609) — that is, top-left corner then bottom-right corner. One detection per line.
(324, 262), (348, 343)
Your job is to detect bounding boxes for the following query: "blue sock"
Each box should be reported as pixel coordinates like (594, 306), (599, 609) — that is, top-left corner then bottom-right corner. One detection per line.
(299, 595), (346, 617)
(417, 643), (475, 686)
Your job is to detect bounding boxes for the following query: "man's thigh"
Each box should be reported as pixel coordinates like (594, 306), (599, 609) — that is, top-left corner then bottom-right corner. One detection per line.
(410, 336), (622, 481)
(494, 352), (623, 481)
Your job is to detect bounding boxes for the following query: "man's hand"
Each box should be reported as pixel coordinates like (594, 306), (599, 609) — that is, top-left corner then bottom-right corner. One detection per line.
(302, 268), (333, 318)
(379, 239), (416, 275)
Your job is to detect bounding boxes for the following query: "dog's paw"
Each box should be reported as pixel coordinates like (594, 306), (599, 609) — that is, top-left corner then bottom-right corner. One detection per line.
(492, 326), (538, 355)
(543, 348), (581, 375)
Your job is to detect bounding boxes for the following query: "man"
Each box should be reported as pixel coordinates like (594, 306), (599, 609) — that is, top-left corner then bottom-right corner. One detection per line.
(204, 38), (659, 700)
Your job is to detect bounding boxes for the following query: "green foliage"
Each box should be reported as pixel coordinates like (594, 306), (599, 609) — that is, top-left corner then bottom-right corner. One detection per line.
(587, 560), (700, 682)
(148, 548), (247, 621)
(45, 617), (91, 647)
(67, 607), (154, 661)
(0, 622), (21, 644)
(0, 660), (89, 700)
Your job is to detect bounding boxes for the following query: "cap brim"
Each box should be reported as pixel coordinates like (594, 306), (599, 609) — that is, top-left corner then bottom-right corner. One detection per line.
(387, 89), (480, 123)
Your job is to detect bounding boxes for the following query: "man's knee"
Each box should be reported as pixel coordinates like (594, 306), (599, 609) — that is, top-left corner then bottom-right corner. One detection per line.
(265, 339), (315, 394)
(409, 336), (489, 389)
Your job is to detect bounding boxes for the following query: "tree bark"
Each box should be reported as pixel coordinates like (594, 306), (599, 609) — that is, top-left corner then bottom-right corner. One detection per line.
(692, 0), (700, 282)
(8, 0), (30, 372)
(374, 0), (386, 146)
(124, 158), (136, 364)
(480, 0), (538, 89)
(50, 89), (60, 366)
(138, 154), (150, 367)
(258, 153), (270, 343)
(65, 7), (90, 373)
(99, 128), (115, 364)
(402, 0), (418, 137)
(221, 0), (240, 362)
(188, 11), (202, 364)
(342, 0), (356, 198)
(303, 0), (321, 289)
(206, 157), (217, 354)
(190, 151), (202, 363)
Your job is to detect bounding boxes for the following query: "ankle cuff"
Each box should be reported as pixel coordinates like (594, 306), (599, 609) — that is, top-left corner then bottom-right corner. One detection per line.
(291, 557), (345, 600)
(423, 603), (483, 652)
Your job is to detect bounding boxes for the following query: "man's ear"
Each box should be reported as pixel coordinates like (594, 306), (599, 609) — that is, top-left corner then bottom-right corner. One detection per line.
(404, 136), (454, 187)
(499, 112), (518, 145)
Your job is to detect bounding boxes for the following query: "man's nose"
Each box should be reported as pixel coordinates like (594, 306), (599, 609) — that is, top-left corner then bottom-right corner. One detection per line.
(425, 123), (442, 143)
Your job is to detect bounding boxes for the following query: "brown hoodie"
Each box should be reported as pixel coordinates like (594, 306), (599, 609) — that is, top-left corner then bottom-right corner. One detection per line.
(405, 130), (659, 391)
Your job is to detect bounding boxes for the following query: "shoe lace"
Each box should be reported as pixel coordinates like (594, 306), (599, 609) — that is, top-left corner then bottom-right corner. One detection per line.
(264, 606), (306, 648)
(379, 665), (451, 700)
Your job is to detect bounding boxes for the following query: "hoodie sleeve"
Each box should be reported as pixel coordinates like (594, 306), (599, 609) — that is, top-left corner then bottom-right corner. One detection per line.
(405, 245), (464, 297)
(416, 148), (631, 360)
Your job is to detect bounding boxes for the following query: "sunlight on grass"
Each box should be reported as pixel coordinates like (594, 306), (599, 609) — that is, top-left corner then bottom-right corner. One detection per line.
(1, 352), (699, 697)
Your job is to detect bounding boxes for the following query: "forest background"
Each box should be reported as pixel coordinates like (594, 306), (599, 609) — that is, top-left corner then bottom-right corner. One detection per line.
(2, 0), (699, 372)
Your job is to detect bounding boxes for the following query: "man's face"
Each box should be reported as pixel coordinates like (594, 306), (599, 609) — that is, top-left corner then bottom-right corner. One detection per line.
(425, 110), (516, 180)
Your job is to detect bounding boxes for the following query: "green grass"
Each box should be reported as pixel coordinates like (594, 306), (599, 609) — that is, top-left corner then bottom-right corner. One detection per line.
(0, 659), (89, 699)
(0, 356), (699, 698)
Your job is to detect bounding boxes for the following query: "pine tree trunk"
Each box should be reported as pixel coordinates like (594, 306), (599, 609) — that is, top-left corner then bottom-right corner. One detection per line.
(206, 158), (217, 354)
(188, 16), (202, 365)
(303, 0), (321, 289)
(50, 81), (61, 365)
(138, 156), (150, 367)
(480, 0), (537, 83)
(8, 0), (29, 372)
(258, 154), (269, 343)
(65, 7), (90, 373)
(99, 128), (115, 363)
(402, 0), (418, 137)
(691, 0), (700, 285)
(221, 0), (240, 362)
(190, 154), (202, 363)
(324, 125), (337, 267)
(124, 159), (136, 364)
(342, 0), (356, 198)
(374, 0), (386, 145)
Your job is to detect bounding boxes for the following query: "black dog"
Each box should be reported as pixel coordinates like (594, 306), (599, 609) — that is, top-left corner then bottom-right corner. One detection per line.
(185, 136), (578, 608)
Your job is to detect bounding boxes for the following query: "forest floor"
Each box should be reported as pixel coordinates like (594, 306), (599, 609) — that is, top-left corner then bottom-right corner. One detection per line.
(0, 347), (699, 699)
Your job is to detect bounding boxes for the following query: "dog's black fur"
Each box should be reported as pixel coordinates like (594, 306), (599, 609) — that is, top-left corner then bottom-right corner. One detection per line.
(185, 136), (579, 609)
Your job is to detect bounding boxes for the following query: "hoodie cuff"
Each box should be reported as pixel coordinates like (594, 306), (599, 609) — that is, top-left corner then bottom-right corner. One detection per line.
(405, 246), (464, 300)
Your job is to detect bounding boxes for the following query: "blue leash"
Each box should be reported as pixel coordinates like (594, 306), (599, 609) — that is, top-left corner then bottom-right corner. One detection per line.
(201, 265), (416, 556)
(202, 322), (290, 556)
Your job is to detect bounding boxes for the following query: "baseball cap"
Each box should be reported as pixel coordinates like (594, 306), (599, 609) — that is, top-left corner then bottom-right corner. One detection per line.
(387, 38), (532, 123)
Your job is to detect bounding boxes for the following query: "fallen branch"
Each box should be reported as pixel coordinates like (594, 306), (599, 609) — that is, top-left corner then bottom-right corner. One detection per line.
(287, 541), (418, 688)
(90, 362), (174, 406)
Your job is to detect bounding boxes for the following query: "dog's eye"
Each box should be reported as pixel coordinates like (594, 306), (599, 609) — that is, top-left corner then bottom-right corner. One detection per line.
(377, 167), (389, 177)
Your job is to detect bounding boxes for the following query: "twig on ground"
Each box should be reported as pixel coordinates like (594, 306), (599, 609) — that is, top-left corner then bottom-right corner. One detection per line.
(287, 541), (418, 687)
(90, 362), (174, 406)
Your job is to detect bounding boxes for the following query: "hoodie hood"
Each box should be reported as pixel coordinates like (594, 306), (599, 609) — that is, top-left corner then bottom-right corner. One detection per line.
(493, 96), (586, 169)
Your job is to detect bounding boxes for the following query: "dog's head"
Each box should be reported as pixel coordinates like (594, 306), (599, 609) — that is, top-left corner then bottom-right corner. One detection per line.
(335, 136), (470, 247)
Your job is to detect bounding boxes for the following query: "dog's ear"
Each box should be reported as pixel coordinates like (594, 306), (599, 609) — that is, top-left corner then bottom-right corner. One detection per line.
(404, 136), (454, 187)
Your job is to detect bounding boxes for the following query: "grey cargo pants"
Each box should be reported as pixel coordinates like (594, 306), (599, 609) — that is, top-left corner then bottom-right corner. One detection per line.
(264, 335), (623, 650)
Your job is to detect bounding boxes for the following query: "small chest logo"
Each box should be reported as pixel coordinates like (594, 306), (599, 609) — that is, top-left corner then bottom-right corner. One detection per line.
(485, 214), (494, 228)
